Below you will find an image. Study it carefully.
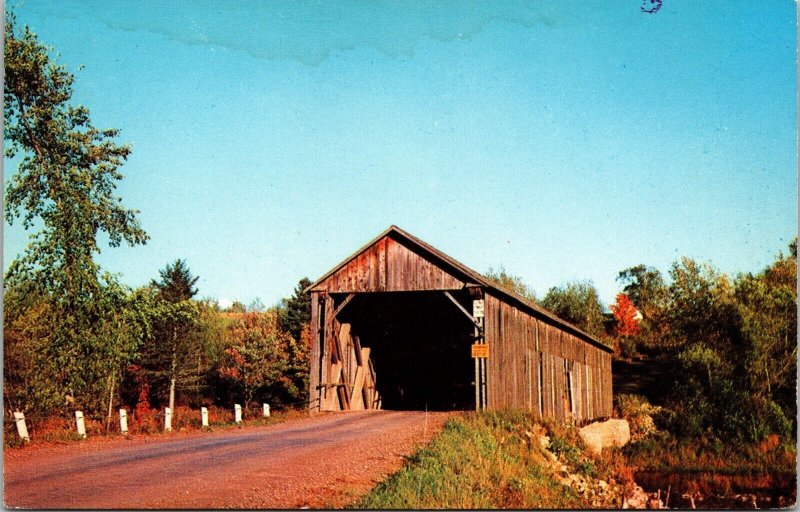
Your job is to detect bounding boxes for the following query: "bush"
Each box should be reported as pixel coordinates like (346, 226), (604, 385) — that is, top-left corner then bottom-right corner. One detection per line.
(614, 394), (662, 441)
(717, 390), (791, 443)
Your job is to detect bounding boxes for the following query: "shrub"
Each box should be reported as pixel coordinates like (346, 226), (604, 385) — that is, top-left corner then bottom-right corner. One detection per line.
(614, 394), (662, 441)
(717, 389), (791, 443)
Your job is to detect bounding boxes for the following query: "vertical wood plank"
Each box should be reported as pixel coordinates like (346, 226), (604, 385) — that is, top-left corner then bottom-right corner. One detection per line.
(308, 292), (321, 411)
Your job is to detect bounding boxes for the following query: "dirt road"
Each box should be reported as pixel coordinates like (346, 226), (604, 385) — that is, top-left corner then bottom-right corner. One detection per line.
(4, 410), (452, 509)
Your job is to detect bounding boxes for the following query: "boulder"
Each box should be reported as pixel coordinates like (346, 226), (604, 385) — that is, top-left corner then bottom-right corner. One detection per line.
(579, 418), (630, 455)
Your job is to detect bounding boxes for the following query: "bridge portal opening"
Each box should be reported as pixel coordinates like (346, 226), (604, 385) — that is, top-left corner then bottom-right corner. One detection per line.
(336, 291), (475, 411)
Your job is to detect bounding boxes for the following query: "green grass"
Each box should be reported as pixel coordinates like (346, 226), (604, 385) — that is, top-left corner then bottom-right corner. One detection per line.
(353, 411), (586, 509)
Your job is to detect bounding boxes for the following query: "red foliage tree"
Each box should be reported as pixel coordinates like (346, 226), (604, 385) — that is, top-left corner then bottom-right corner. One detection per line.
(611, 293), (642, 337)
(128, 364), (156, 432)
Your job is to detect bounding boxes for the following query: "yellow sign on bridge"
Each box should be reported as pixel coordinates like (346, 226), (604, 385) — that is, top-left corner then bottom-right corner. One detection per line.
(471, 343), (489, 359)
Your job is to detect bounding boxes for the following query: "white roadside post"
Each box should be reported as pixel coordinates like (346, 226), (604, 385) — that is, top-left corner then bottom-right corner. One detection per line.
(201, 407), (209, 427)
(262, 403), (270, 418)
(75, 411), (87, 438)
(13, 412), (30, 442)
(234, 404), (242, 424)
(119, 409), (128, 434)
(164, 407), (172, 432)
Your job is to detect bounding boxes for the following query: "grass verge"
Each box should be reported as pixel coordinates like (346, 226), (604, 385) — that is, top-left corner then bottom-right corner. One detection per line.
(353, 411), (587, 509)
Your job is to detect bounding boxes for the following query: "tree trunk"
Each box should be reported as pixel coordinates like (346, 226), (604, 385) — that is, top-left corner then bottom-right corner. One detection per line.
(765, 365), (771, 395)
(169, 377), (176, 416)
(105, 375), (115, 432)
(169, 327), (177, 416)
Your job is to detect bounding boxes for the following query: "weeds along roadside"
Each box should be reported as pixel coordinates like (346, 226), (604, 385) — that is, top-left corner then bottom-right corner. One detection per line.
(3, 405), (305, 448)
(353, 411), (633, 510)
(614, 393), (797, 480)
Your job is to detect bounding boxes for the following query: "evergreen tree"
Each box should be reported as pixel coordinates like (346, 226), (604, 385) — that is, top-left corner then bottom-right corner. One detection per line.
(278, 277), (312, 343)
(140, 260), (202, 410)
(151, 259), (199, 303)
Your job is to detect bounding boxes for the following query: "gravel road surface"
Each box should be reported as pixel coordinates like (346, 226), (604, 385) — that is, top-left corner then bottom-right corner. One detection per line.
(4, 410), (452, 509)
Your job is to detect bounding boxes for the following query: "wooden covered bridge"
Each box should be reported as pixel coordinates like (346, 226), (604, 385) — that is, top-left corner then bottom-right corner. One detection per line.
(305, 226), (613, 422)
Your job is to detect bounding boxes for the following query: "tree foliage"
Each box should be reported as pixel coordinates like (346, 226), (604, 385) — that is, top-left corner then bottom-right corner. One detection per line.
(610, 293), (641, 338)
(617, 241), (798, 443)
(540, 280), (606, 338)
(150, 259), (199, 303)
(616, 264), (667, 318)
(278, 277), (312, 344)
(3, 13), (148, 412)
(137, 262), (204, 408)
(734, 245), (797, 418)
(485, 266), (537, 303)
(217, 311), (306, 407)
(4, 13), (148, 298)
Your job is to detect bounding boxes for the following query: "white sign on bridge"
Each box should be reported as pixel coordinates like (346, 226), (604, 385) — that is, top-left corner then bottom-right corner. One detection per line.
(472, 299), (484, 319)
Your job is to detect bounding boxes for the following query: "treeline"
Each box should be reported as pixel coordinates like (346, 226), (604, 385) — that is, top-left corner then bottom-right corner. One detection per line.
(4, 261), (313, 418)
(488, 240), (797, 444)
(615, 244), (797, 444)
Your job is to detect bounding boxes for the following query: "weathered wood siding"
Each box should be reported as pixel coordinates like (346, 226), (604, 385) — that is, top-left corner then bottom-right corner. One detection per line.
(312, 235), (466, 293)
(483, 292), (612, 421)
(308, 226), (614, 421)
(310, 291), (381, 412)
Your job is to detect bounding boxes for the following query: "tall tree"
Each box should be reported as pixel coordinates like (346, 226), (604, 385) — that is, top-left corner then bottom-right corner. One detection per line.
(616, 264), (667, 319)
(616, 264), (670, 349)
(141, 260), (202, 412)
(4, 13), (148, 410)
(666, 257), (740, 353)
(151, 259), (199, 303)
(541, 280), (606, 338)
(278, 277), (313, 343)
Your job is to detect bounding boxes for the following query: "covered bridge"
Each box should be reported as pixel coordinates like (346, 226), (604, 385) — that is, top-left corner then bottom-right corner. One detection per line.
(305, 226), (613, 422)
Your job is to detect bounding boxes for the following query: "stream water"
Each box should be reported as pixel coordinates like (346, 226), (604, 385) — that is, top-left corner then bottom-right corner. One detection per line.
(634, 470), (796, 509)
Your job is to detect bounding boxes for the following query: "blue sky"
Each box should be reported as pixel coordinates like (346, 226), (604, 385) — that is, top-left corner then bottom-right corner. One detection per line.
(4, 1), (797, 308)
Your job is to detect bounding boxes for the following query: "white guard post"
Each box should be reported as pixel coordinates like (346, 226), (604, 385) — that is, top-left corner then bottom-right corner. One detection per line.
(13, 412), (30, 442)
(262, 403), (270, 418)
(164, 407), (172, 432)
(119, 409), (128, 434)
(234, 404), (242, 424)
(75, 411), (87, 438)
(201, 407), (209, 427)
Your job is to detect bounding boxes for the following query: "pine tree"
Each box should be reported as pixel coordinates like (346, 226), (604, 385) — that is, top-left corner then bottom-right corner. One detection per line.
(141, 260), (202, 411)
(151, 259), (199, 303)
(278, 277), (312, 343)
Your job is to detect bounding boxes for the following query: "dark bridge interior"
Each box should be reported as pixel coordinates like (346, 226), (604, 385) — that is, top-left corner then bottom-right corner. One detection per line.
(338, 291), (475, 411)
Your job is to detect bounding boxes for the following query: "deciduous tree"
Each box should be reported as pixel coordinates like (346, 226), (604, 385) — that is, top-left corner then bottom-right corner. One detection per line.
(217, 311), (296, 407)
(541, 280), (606, 338)
(4, 13), (148, 411)
(485, 266), (537, 303)
(610, 293), (641, 338)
